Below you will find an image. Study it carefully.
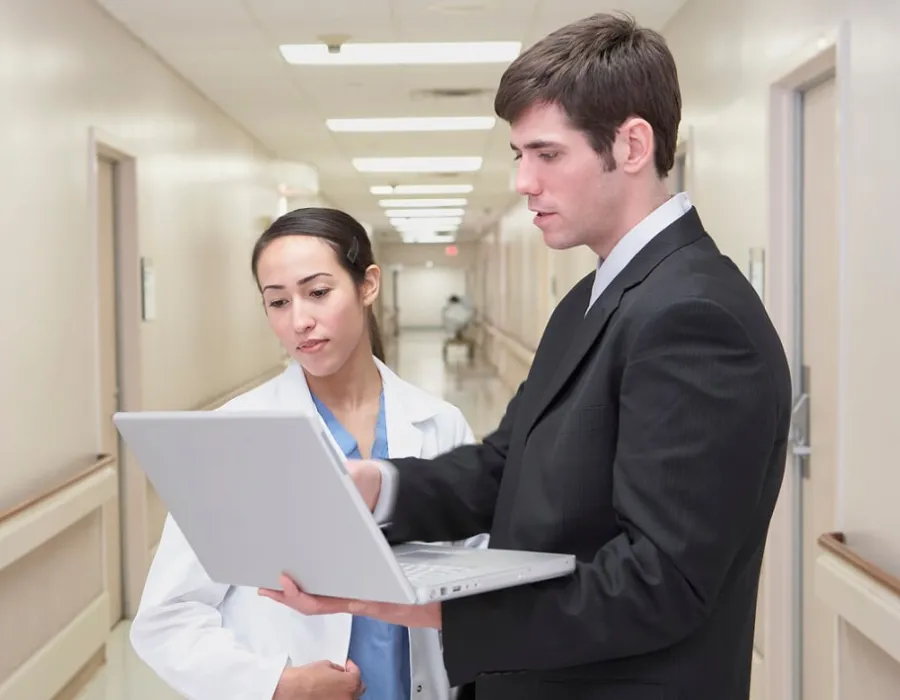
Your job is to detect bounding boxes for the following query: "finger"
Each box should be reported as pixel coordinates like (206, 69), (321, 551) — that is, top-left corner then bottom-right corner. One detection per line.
(278, 574), (301, 595)
(345, 659), (360, 676)
(257, 588), (286, 604)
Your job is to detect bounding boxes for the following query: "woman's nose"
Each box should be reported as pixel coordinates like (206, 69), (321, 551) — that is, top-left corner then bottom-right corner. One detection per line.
(291, 305), (314, 333)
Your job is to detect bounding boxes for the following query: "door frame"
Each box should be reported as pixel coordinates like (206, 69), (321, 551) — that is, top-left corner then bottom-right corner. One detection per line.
(88, 127), (147, 618)
(765, 23), (850, 700)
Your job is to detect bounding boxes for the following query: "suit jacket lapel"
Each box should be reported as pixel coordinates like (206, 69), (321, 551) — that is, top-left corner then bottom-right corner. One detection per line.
(524, 208), (708, 436)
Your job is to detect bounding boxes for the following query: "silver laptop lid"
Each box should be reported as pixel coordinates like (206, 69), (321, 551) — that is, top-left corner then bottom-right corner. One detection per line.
(114, 410), (415, 603)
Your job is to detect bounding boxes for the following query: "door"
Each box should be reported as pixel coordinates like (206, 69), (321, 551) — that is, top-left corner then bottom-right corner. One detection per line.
(97, 155), (124, 627)
(796, 74), (839, 700)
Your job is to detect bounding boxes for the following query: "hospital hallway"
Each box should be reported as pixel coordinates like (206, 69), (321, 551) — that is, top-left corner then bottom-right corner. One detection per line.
(6, 1), (900, 699)
(74, 330), (515, 700)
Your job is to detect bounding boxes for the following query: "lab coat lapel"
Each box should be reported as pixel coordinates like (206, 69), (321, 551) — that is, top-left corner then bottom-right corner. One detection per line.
(271, 362), (354, 661)
(378, 360), (426, 459)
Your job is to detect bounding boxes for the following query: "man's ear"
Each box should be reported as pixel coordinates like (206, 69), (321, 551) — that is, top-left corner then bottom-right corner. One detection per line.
(618, 116), (656, 175)
(362, 265), (381, 307)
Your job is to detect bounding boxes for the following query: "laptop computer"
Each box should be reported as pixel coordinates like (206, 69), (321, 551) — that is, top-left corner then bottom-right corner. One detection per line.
(113, 410), (576, 605)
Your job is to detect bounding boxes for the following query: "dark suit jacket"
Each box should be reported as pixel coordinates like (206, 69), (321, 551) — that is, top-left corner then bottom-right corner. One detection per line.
(386, 208), (792, 700)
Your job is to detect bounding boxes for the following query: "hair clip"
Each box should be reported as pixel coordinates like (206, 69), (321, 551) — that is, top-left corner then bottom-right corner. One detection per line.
(347, 236), (360, 264)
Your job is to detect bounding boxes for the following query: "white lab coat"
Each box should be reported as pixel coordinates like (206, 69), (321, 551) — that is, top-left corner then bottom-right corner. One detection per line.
(130, 358), (487, 700)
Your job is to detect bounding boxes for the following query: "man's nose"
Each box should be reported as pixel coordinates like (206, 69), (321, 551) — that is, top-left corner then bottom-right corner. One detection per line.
(514, 161), (541, 196)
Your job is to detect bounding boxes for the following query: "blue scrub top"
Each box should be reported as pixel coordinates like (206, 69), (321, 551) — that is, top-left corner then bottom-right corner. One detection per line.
(311, 390), (411, 700)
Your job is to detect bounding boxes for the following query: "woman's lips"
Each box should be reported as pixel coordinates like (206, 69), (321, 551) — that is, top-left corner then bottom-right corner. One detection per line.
(298, 339), (328, 353)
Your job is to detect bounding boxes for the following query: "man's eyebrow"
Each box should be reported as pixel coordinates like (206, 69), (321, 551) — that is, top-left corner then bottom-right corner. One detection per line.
(510, 139), (563, 151)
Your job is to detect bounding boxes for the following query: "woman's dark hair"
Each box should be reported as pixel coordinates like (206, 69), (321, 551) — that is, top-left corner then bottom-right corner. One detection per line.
(251, 207), (385, 362)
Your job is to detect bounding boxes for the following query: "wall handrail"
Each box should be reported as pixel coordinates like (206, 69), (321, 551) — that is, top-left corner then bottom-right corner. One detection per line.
(193, 362), (287, 411)
(482, 321), (536, 365)
(0, 453), (114, 525)
(818, 531), (900, 597)
(0, 363), (287, 527)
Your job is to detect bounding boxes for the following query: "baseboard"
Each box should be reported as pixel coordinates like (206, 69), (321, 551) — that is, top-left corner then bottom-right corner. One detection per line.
(0, 593), (109, 700)
(52, 647), (106, 700)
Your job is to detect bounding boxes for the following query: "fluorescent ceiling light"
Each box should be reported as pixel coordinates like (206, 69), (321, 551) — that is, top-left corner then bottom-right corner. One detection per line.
(353, 157), (482, 173)
(394, 225), (459, 234)
(327, 116), (495, 132)
(280, 41), (521, 66)
(370, 184), (474, 195)
(379, 198), (467, 208)
(401, 232), (456, 244)
(391, 217), (463, 228)
(385, 208), (465, 218)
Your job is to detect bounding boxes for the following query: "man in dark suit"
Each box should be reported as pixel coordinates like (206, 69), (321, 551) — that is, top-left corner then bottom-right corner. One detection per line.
(263, 11), (792, 700)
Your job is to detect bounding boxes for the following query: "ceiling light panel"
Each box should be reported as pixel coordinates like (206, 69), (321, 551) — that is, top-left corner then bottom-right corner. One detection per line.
(401, 232), (456, 244)
(385, 208), (466, 218)
(379, 198), (468, 208)
(370, 184), (474, 195)
(353, 157), (482, 173)
(280, 41), (521, 66)
(327, 116), (495, 132)
(390, 217), (463, 228)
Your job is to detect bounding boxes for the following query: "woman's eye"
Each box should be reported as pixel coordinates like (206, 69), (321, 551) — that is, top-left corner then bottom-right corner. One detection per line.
(268, 299), (287, 308)
(311, 288), (330, 298)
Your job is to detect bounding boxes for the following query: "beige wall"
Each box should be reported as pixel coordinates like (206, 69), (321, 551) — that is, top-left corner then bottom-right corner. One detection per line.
(478, 0), (900, 696)
(664, 0), (900, 696)
(0, 0), (303, 695)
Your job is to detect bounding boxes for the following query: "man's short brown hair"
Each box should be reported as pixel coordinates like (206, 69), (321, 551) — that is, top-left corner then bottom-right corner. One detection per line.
(494, 12), (681, 178)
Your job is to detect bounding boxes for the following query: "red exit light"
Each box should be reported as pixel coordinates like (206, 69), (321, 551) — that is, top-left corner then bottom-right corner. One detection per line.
(445, 245), (458, 256)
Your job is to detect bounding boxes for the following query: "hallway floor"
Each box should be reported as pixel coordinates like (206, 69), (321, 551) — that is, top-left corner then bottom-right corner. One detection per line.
(77, 330), (512, 699)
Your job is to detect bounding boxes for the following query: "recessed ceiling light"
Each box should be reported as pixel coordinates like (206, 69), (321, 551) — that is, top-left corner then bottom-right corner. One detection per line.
(391, 217), (463, 228)
(379, 198), (468, 208)
(327, 116), (495, 132)
(370, 184), (473, 195)
(279, 41), (520, 66)
(401, 231), (456, 244)
(353, 157), (482, 173)
(394, 224), (459, 233)
(385, 208), (465, 218)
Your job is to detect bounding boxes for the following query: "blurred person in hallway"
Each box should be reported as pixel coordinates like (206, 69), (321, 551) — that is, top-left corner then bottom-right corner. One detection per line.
(130, 207), (486, 700)
(264, 12), (792, 700)
(441, 295), (475, 361)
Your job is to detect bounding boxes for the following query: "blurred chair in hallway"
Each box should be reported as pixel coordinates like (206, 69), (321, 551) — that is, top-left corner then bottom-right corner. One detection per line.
(441, 294), (475, 363)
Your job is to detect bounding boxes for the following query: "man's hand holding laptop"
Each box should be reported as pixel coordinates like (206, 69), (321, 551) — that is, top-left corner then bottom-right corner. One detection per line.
(257, 459), (444, 628)
(343, 459), (382, 511)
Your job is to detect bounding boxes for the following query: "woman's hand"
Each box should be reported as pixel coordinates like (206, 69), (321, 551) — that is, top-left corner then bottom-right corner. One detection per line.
(274, 659), (364, 699)
(260, 574), (442, 629)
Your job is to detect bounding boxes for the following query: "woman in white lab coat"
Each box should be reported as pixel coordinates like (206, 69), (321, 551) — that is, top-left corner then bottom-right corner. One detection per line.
(130, 207), (486, 700)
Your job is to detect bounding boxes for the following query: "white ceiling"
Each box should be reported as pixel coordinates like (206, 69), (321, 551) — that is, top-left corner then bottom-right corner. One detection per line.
(93, 0), (687, 242)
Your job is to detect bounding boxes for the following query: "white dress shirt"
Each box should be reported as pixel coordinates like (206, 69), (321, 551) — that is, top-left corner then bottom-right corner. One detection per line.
(588, 191), (694, 311)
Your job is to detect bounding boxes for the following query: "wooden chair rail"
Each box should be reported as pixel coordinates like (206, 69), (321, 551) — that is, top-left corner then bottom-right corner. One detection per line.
(818, 531), (900, 597)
